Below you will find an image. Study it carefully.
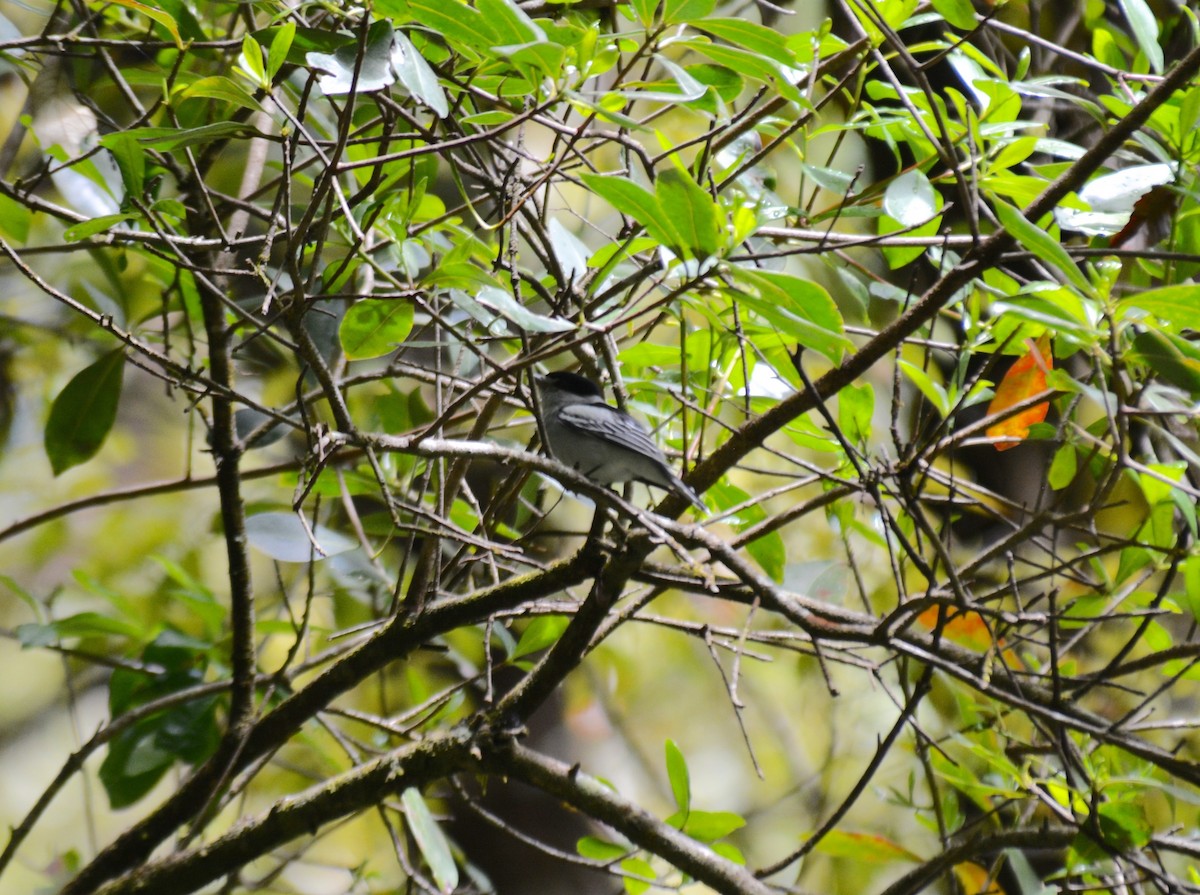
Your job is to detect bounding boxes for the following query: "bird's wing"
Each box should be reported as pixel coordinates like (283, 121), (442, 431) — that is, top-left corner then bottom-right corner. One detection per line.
(557, 403), (667, 461)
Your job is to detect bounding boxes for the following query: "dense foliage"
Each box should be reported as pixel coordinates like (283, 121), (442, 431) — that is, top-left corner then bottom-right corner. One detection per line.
(3, 0), (1200, 893)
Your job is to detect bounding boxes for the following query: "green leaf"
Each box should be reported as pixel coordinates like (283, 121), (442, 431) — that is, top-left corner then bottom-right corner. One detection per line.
(100, 632), (221, 808)
(240, 33), (267, 87)
(711, 841), (746, 864)
(725, 268), (850, 363)
(99, 132), (147, 198)
(621, 856), (655, 895)
(577, 836), (629, 861)
(838, 382), (874, 446)
(249, 25), (354, 67)
(126, 122), (260, 151)
(581, 173), (679, 253)
(266, 20), (295, 81)
(898, 360), (950, 418)
(678, 809), (745, 841)
(745, 529), (785, 582)
(1117, 285), (1200, 332)
(629, 0), (658, 26)
(106, 0), (182, 47)
(1048, 444), (1077, 490)
(393, 29), (449, 117)
(476, 0), (544, 45)
(1131, 329), (1200, 396)
(339, 298), (415, 359)
(0, 193), (32, 242)
(805, 829), (921, 863)
(1179, 554), (1200, 624)
(655, 167), (723, 259)
(511, 615), (569, 659)
(932, 0), (976, 29)
(100, 725), (174, 807)
(1097, 800), (1152, 849)
(244, 512), (357, 562)
(402, 788), (460, 893)
(883, 169), (937, 227)
(476, 285), (575, 333)
(175, 75), (261, 111)
(16, 612), (144, 648)
(44, 349), (125, 475)
(1118, 0), (1163, 73)
(662, 0), (716, 23)
(664, 740), (690, 814)
(388, 0), (497, 50)
(698, 43), (802, 102)
(992, 197), (1095, 297)
(307, 20), (396, 94)
(694, 18), (794, 65)
(62, 213), (141, 242)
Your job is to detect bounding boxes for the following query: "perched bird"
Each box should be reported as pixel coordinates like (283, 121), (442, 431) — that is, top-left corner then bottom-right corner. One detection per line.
(534, 371), (705, 511)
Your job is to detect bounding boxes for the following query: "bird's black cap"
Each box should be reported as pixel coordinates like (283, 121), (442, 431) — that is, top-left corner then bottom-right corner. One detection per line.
(539, 370), (604, 398)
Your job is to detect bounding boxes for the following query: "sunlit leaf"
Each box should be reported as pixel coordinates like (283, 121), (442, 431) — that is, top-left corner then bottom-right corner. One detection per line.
(932, 0), (976, 30)
(577, 837), (630, 861)
(511, 615), (569, 659)
(476, 285), (575, 333)
(993, 198), (1095, 297)
(107, 0), (182, 47)
(694, 18), (793, 65)
(725, 267), (850, 363)
(1118, 0), (1163, 73)
(665, 740), (690, 814)
(621, 856), (654, 895)
(392, 29), (449, 116)
(899, 360), (950, 419)
(884, 169), (937, 227)
(385, 0), (497, 50)
(655, 167), (723, 258)
(1118, 285), (1200, 332)
(403, 788), (460, 893)
(580, 173), (676, 247)
(476, 0), (544, 45)
(547, 218), (590, 283)
(307, 20), (396, 94)
(671, 810), (745, 841)
(63, 213), (140, 242)
(662, 0), (716, 23)
(266, 20), (295, 81)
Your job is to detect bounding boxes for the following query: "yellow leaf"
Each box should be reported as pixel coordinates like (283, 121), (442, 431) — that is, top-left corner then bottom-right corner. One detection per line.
(953, 861), (1004, 895)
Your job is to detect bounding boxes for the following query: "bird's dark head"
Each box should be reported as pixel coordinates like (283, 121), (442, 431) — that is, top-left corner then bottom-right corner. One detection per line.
(537, 370), (605, 399)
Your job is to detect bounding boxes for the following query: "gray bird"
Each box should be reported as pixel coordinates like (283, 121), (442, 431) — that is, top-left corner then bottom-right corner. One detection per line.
(534, 371), (705, 511)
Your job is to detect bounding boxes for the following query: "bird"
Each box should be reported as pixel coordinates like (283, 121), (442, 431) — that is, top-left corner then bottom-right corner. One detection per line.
(534, 370), (705, 511)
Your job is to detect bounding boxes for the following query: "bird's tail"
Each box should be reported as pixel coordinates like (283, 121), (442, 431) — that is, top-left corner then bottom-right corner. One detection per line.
(671, 474), (706, 513)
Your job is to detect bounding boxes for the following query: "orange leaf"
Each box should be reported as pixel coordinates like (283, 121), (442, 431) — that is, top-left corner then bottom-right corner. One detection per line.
(916, 606), (999, 652)
(986, 336), (1052, 451)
